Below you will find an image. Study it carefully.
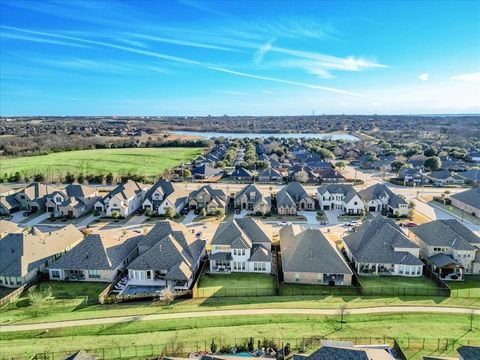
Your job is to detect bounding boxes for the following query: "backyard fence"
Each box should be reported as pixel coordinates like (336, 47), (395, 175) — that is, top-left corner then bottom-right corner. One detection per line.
(193, 286), (277, 298)
(7, 335), (480, 360)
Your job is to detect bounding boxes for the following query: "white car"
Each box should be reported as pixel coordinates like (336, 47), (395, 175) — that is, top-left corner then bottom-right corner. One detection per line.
(345, 220), (360, 226)
(277, 221), (291, 226)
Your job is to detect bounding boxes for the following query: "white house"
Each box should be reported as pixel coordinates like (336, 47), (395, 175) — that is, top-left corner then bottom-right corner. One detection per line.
(94, 180), (149, 217)
(317, 184), (364, 215)
(142, 179), (188, 216)
(209, 217), (272, 274)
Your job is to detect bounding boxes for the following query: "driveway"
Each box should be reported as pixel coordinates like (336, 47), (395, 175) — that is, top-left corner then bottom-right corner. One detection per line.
(298, 211), (319, 225)
(20, 212), (50, 227)
(324, 210), (341, 225)
(125, 214), (146, 226)
(9, 211), (27, 224)
(234, 210), (252, 219)
(76, 214), (96, 228)
(182, 211), (196, 225)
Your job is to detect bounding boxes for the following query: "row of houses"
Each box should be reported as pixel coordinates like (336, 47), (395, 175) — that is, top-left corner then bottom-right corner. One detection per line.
(397, 168), (476, 186)
(1, 212), (478, 291)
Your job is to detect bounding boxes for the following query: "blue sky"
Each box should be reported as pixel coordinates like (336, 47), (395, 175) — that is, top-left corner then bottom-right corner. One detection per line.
(1, 0), (479, 115)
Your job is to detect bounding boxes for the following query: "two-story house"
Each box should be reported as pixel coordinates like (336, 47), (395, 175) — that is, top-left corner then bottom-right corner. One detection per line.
(409, 219), (480, 280)
(343, 216), (423, 277)
(209, 217), (272, 274)
(188, 185), (227, 214)
(142, 179), (188, 216)
(45, 183), (99, 218)
(276, 182), (315, 215)
(94, 180), (149, 217)
(317, 184), (364, 214)
(359, 184), (409, 217)
(234, 184), (271, 215)
(14, 182), (59, 213)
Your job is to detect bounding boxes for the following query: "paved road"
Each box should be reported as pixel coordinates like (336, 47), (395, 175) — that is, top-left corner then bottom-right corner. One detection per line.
(1, 306), (477, 333)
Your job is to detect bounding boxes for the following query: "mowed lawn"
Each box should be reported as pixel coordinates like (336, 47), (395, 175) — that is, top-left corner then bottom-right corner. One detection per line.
(0, 147), (203, 177)
(196, 273), (277, 297)
(359, 276), (443, 296)
(448, 275), (480, 298)
(1, 313), (478, 358)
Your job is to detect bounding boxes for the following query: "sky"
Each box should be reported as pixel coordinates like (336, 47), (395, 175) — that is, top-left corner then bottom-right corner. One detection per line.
(0, 0), (479, 116)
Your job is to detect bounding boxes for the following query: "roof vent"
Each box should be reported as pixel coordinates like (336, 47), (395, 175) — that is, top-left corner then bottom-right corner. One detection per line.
(85, 252), (89, 259)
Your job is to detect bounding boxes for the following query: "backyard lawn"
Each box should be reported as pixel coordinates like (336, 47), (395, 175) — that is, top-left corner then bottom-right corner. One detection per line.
(448, 276), (480, 298)
(280, 283), (358, 296)
(359, 276), (443, 297)
(196, 273), (277, 297)
(0, 147), (203, 178)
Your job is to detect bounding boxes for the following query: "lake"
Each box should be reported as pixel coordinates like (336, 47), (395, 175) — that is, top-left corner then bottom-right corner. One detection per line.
(170, 130), (359, 141)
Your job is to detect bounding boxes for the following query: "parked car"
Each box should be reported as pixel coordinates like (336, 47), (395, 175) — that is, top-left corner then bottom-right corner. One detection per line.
(23, 211), (31, 216)
(345, 220), (360, 226)
(404, 222), (417, 227)
(235, 209), (241, 214)
(277, 221), (291, 226)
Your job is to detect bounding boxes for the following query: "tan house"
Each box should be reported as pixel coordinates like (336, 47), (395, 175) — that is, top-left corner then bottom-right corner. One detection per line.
(276, 182), (315, 215)
(450, 188), (480, 218)
(280, 225), (353, 286)
(142, 179), (188, 216)
(188, 185), (227, 214)
(0, 219), (20, 238)
(49, 229), (142, 282)
(14, 182), (59, 213)
(45, 183), (99, 218)
(94, 180), (149, 217)
(234, 184), (271, 215)
(0, 225), (84, 288)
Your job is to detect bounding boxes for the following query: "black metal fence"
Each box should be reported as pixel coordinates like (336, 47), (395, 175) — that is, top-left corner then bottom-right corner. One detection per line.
(9, 335), (480, 360)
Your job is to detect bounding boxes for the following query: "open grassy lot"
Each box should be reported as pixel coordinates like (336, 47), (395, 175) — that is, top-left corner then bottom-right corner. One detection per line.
(448, 276), (480, 298)
(3, 292), (479, 326)
(0, 147), (203, 178)
(0, 313), (478, 358)
(196, 273), (277, 297)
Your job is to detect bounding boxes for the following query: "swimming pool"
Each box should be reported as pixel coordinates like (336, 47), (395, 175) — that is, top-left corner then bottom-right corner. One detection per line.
(121, 285), (164, 295)
(224, 352), (254, 357)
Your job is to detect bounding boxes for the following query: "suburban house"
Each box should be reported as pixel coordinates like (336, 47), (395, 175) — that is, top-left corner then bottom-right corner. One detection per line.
(142, 179), (188, 216)
(127, 221), (206, 290)
(409, 219), (480, 279)
(257, 167), (283, 182)
(276, 182), (315, 215)
(0, 225), (84, 288)
(188, 185), (227, 214)
(279, 225), (353, 285)
(397, 168), (430, 185)
(317, 184), (364, 214)
(209, 217), (272, 273)
(191, 164), (223, 180)
(427, 170), (465, 186)
(45, 183), (99, 218)
(450, 188), (480, 218)
(230, 167), (254, 181)
(94, 180), (149, 217)
(14, 182), (59, 213)
(343, 216), (423, 276)
(316, 167), (346, 183)
(0, 184), (21, 215)
(359, 184), (409, 216)
(459, 169), (480, 186)
(48, 230), (142, 282)
(234, 184), (271, 215)
(468, 150), (480, 162)
(293, 341), (396, 360)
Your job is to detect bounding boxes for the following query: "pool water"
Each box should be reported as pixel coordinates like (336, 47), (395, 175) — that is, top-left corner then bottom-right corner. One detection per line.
(121, 285), (164, 295)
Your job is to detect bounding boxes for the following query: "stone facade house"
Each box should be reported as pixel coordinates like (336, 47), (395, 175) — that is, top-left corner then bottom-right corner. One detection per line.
(276, 182), (315, 215)
(234, 184), (271, 215)
(94, 180), (149, 217)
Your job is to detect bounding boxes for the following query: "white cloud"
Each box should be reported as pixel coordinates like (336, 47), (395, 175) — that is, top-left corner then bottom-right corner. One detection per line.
(419, 73), (429, 81)
(451, 72), (480, 83)
(261, 89), (275, 95)
(253, 38), (275, 64)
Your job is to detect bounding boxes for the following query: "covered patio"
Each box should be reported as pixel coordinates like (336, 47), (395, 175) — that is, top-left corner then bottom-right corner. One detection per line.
(427, 253), (463, 281)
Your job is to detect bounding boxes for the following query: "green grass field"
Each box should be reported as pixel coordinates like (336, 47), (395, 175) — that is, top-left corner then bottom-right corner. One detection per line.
(0, 147), (203, 178)
(196, 273), (277, 297)
(1, 313), (478, 358)
(280, 283), (358, 296)
(359, 276), (438, 289)
(448, 276), (480, 298)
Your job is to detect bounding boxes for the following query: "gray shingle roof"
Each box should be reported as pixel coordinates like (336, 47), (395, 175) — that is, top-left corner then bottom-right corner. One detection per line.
(457, 345), (480, 360)
(50, 231), (142, 271)
(450, 188), (480, 210)
(427, 253), (460, 268)
(143, 179), (174, 201)
(249, 245), (271, 262)
(128, 221), (205, 281)
(98, 180), (146, 205)
(280, 225), (352, 275)
(343, 216), (422, 266)
(410, 220), (478, 250)
(277, 182), (312, 207)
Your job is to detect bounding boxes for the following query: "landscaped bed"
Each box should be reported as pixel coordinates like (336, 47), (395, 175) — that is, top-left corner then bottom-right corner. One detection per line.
(196, 273), (277, 297)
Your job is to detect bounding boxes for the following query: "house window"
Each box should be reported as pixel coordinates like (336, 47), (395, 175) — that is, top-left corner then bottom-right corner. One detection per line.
(88, 270), (100, 279)
(233, 262), (246, 271)
(51, 270), (61, 279)
(146, 270), (152, 280)
(254, 262), (266, 272)
(295, 272), (300, 282)
(317, 273), (322, 283)
(16, 277), (22, 285)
